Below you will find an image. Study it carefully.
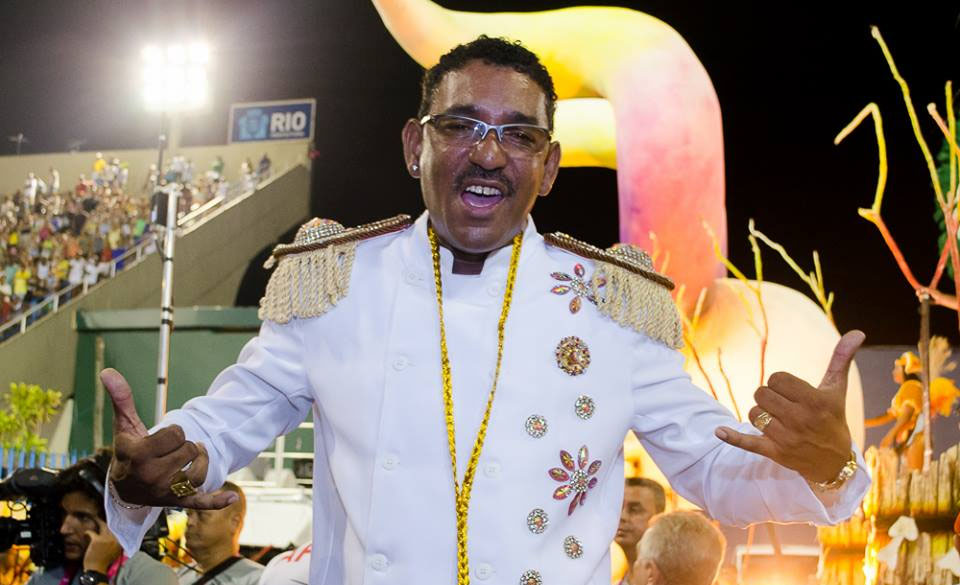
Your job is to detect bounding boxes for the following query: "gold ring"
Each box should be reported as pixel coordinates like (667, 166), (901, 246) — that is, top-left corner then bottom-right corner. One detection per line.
(753, 410), (774, 433)
(169, 470), (197, 498)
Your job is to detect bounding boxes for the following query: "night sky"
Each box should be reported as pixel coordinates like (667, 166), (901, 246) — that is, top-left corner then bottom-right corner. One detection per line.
(2, 1), (958, 344)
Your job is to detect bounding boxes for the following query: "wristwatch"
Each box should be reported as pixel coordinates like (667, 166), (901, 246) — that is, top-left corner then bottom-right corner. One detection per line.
(78, 570), (110, 585)
(811, 450), (859, 491)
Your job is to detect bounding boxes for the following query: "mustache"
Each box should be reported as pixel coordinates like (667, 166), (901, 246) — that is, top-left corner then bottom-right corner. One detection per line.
(456, 167), (512, 195)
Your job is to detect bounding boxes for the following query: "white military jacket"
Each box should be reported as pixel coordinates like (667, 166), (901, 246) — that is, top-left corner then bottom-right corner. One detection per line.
(108, 212), (869, 585)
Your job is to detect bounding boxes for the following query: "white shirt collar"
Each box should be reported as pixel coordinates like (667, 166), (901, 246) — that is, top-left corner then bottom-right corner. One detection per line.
(406, 210), (542, 279)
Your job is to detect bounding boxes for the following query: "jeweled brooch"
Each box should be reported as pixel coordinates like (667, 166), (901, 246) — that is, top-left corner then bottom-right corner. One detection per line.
(550, 263), (604, 314)
(555, 336), (591, 376)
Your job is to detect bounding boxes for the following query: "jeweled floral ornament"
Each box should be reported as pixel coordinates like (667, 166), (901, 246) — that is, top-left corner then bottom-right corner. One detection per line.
(550, 263), (604, 314)
(549, 445), (602, 515)
(555, 336), (590, 376)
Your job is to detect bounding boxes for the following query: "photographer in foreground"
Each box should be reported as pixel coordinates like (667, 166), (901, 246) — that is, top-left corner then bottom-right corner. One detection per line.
(27, 450), (177, 585)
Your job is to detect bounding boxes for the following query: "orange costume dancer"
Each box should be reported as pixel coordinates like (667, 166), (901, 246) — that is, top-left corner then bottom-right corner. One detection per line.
(867, 337), (960, 470)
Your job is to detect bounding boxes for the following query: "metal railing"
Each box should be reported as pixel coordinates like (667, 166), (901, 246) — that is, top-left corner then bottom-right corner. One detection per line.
(0, 448), (87, 475)
(254, 420), (314, 488)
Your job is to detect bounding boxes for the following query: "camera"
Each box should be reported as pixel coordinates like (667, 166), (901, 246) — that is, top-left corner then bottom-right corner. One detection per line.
(0, 467), (64, 568)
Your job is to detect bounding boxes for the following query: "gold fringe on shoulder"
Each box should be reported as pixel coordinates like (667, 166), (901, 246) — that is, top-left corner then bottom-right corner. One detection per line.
(259, 215), (412, 323)
(544, 233), (683, 349)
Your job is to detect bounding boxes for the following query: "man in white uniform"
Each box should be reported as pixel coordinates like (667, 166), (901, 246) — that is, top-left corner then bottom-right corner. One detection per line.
(103, 37), (869, 585)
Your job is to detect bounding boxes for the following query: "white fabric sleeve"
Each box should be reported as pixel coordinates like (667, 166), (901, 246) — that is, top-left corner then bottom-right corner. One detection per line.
(106, 318), (315, 555)
(630, 338), (870, 527)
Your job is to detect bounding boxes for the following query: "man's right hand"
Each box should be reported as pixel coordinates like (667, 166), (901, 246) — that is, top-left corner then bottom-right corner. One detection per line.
(100, 368), (238, 509)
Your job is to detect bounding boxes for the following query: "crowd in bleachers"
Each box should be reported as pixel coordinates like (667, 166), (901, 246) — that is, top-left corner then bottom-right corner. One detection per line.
(0, 151), (271, 335)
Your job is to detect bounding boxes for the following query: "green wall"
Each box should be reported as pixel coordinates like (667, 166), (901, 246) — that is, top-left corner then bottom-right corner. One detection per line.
(71, 307), (314, 459)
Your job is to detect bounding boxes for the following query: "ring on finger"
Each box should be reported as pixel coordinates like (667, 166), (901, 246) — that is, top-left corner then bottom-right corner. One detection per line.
(753, 410), (774, 433)
(169, 469), (198, 498)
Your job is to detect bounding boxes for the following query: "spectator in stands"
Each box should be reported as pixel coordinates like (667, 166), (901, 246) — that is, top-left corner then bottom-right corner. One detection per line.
(0, 274), (11, 304)
(617, 478), (667, 585)
(68, 255), (85, 288)
(93, 152), (107, 186)
(257, 154), (271, 179)
(0, 294), (11, 326)
(83, 254), (100, 287)
(49, 167), (61, 195)
(177, 482), (263, 585)
(23, 173), (39, 209)
(51, 252), (68, 289)
(631, 511), (725, 585)
(75, 174), (90, 198)
(25, 450), (178, 585)
(12, 257), (30, 300)
(240, 159), (256, 192)
(35, 257), (50, 295)
(211, 156), (224, 180)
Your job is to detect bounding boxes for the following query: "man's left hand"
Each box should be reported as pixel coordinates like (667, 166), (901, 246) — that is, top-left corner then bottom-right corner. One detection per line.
(715, 330), (865, 484)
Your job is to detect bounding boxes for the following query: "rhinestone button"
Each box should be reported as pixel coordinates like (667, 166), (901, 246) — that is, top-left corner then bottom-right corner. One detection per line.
(519, 570), (542, 585)
(525, 415), (548, 438)
(563, 535), (584, 559)
(526, 508), (549, 534)
(574, 395), (595, 420)
(555, 336), (590, 376)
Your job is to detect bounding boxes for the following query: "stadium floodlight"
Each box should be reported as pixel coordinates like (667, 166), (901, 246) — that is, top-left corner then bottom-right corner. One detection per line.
(141, 41), (210, 112)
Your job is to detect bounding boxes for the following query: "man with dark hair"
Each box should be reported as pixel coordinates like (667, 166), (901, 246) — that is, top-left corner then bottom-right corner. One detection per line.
(176, 482), (263, 585)
(104, 36), (868, 585)
(617, 478), (666, 585)
(26, 450), (177, 585)
(418, 35), (558, 131)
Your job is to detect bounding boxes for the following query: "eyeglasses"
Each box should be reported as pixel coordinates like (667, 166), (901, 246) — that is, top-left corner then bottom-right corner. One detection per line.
(420, 114), (551, 156)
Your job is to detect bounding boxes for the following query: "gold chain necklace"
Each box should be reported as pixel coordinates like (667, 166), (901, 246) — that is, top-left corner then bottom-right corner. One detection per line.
(428, 226), (523, 585)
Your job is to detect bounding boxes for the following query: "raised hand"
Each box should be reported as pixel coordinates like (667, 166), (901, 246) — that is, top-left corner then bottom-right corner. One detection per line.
(714, 330), (865, 484)
(83, 517), (122, 573)
(100, 368), (237, 509)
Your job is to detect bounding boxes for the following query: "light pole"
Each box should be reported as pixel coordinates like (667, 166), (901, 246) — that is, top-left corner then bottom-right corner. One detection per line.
(141, 41), (210, 424)
(7, 133), (27, 155)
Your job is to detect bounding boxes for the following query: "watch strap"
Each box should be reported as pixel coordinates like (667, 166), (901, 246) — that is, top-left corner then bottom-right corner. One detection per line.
(79, 569), (110, 585)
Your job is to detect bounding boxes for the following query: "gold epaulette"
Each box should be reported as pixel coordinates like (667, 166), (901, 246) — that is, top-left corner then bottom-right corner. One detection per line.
(544, 232), (683, 349)
(259, 214), (413, 323)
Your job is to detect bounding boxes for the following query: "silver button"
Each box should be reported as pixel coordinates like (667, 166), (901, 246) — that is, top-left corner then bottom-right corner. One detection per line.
(475, 563), (494, 580)
(382, 454), (399, 470)
(392, 356), (409, 370)
(369, 553), (389, 571)
(483, 461), (501, 479)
